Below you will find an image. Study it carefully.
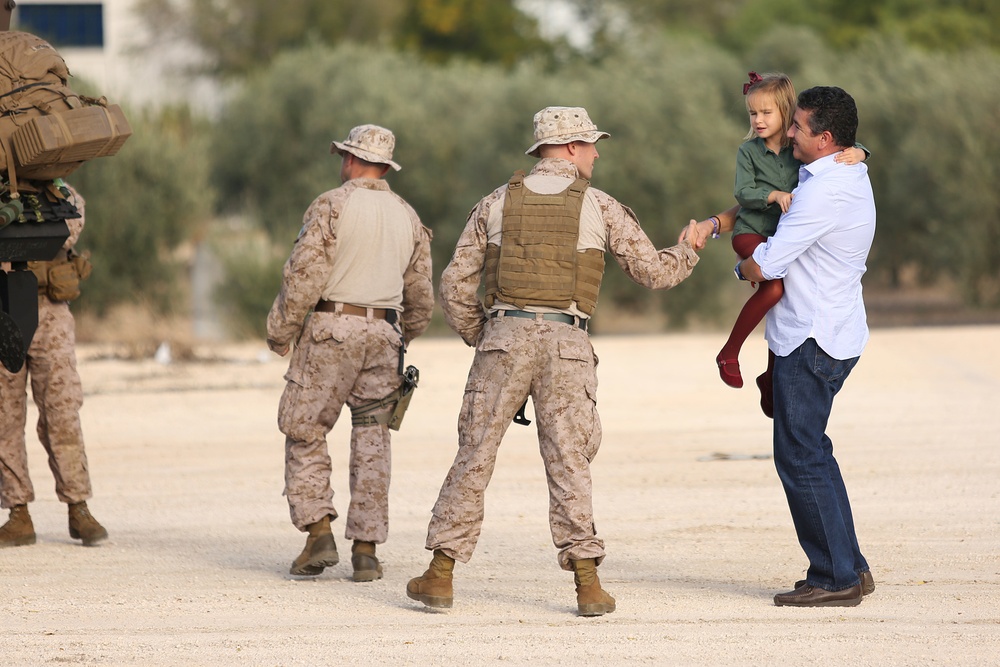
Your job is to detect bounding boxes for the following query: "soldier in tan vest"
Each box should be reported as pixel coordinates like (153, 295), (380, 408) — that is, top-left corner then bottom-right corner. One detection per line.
(0, 182), (107, 548)
(267, 125), (434, 581)
(407, 106), (703, 616)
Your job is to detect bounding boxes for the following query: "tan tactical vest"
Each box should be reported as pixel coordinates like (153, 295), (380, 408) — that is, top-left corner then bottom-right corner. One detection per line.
(484, 171), (605, 315)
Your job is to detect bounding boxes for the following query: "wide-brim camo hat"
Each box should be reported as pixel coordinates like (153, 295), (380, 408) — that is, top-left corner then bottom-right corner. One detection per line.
(525, 106), (610, 157)
(330, 124), (402, 171)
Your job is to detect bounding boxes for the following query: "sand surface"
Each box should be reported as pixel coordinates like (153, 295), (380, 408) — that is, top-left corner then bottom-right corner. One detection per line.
(1, 325), (998, 666)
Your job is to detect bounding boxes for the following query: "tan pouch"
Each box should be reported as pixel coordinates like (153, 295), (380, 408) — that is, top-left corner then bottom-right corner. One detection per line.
(27, 260), (49, 290)
(46, 259), (81, 301)
(70, 249), (92, 281)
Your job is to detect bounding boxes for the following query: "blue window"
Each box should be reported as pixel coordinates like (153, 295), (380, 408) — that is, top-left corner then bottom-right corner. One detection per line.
(15, 4), (104, 47)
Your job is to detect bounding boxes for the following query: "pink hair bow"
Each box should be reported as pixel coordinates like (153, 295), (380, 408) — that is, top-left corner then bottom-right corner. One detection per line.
(743, 71), (763, 95)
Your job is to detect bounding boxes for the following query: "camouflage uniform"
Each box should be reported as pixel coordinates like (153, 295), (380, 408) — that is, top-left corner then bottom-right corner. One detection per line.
(427, 156), (700, 570)
(267, 126), (433, 546)
(0, 186), (91, 508)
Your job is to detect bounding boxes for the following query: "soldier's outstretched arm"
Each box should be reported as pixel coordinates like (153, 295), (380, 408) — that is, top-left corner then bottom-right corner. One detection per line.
(601, 193), (700, 291)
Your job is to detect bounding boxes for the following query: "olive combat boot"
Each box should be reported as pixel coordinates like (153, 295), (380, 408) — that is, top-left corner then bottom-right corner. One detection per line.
(351, 540), (384, 582)
(68, 502), (108, 546)
(406, 549), (454, 608)
(0, 505), (36, 548)
(289, 515), (339, 576)
(573, 558), (616, 617)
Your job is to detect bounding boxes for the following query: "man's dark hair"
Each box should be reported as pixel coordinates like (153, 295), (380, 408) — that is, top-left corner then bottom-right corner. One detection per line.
(797, 86), (858, 148)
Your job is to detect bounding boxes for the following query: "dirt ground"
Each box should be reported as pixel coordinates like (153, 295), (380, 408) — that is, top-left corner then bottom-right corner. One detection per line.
(1, 325), (998, 666)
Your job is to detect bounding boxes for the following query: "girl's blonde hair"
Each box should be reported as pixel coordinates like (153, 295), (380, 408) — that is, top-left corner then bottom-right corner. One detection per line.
(742, 72), (796, 147)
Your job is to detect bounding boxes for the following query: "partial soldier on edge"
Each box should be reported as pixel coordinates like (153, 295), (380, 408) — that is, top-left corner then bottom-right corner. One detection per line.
(0, 181), (107, 548)
(406, 106), (703, 616)
(267, 125), (434, 581)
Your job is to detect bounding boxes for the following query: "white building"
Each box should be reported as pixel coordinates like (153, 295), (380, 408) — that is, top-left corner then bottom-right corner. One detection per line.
(12, 0), (220, 112)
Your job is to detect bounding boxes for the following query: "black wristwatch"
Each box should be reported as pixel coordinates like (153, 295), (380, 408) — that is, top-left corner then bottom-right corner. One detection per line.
(734, 260), (748, 281)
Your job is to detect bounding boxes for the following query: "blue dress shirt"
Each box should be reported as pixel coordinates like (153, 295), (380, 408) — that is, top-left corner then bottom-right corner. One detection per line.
(751, 153), (876, 359)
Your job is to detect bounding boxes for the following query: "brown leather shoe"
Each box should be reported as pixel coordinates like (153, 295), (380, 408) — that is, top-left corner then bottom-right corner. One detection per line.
(795, 570), (875, 596)
(774, 583), (862, 607)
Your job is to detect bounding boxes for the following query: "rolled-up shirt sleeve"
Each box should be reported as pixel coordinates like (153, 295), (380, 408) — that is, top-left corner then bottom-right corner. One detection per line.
(439, 205), (489, 347)
(601, 193), (699, 290)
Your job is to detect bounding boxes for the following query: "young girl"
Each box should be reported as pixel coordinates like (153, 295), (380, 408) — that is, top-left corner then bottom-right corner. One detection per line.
(716, 72), (867, 398)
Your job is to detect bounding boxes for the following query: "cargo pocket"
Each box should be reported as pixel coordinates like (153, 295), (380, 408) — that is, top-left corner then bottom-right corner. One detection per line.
(466, 324), (517, 387)
(556, 337), (600, 462)
(281, 318), (346, 388)
(478, 320), (518, 354)
(557, 338), (593, 364)
(458, 377), (488, 431)
(309, 316), (348, 345)
(582, 380), (602, 462)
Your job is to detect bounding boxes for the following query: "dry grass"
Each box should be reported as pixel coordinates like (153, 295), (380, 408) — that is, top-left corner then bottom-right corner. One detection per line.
(73, 303), (198, 361)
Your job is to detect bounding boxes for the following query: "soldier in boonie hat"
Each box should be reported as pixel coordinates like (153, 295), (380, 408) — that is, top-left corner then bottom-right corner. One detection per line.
(331, 124), (402, 172)
(269, 119), (434, 583)
(525, 106), (610, 158)
(407, 102), (703, 619)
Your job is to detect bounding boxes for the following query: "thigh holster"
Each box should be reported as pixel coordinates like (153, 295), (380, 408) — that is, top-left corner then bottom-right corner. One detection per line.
(350, 365), (420, 431)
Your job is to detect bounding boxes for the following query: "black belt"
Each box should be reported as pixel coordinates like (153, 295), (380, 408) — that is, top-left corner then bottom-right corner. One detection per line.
(490, 309), (588, 331)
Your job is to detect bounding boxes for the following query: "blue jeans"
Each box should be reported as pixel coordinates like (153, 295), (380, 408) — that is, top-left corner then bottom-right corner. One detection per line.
(772, 338), (868, 591)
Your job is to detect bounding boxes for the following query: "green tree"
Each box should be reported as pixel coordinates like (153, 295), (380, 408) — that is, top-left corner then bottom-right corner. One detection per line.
(212, 231), (286, 338)
(134, 0), (405, 78)
(565, 0), (1000, 54)
(134, 0), (551, 78)
(395, 0), (551, 65)
(69, 106), (214, 315)
(839, 36), (1000, 304)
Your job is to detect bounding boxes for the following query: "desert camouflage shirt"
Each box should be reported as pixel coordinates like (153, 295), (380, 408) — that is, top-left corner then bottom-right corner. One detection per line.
(440, 158), (699, 346)
(267, 178), (434, 348)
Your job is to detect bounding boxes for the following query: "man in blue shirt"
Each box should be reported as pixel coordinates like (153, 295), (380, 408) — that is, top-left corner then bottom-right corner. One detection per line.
(688, 86), (876, 607)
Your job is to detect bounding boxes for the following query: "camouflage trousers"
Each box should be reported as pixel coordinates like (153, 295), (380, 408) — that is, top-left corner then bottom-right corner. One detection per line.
(278, 311), (402, 541)
(0, 297), (91, 508)
(426, 314), (605, 571)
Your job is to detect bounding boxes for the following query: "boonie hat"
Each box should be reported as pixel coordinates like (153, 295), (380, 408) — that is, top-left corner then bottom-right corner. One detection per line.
(525, 106), (610, 157)
(331, 124), (402, 171)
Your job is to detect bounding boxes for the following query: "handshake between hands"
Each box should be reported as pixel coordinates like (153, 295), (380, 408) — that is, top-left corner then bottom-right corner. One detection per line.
(678, 218), (712, 251)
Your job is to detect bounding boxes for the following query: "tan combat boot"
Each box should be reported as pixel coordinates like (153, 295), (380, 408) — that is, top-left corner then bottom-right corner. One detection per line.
(406, 549), (455, 608)
(573, 558), (616, 617)
(351, 540), (384, 582)
(68, 502), (108, 546)
(0, 505), (36, 548)
(289, 515), (339, 575)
